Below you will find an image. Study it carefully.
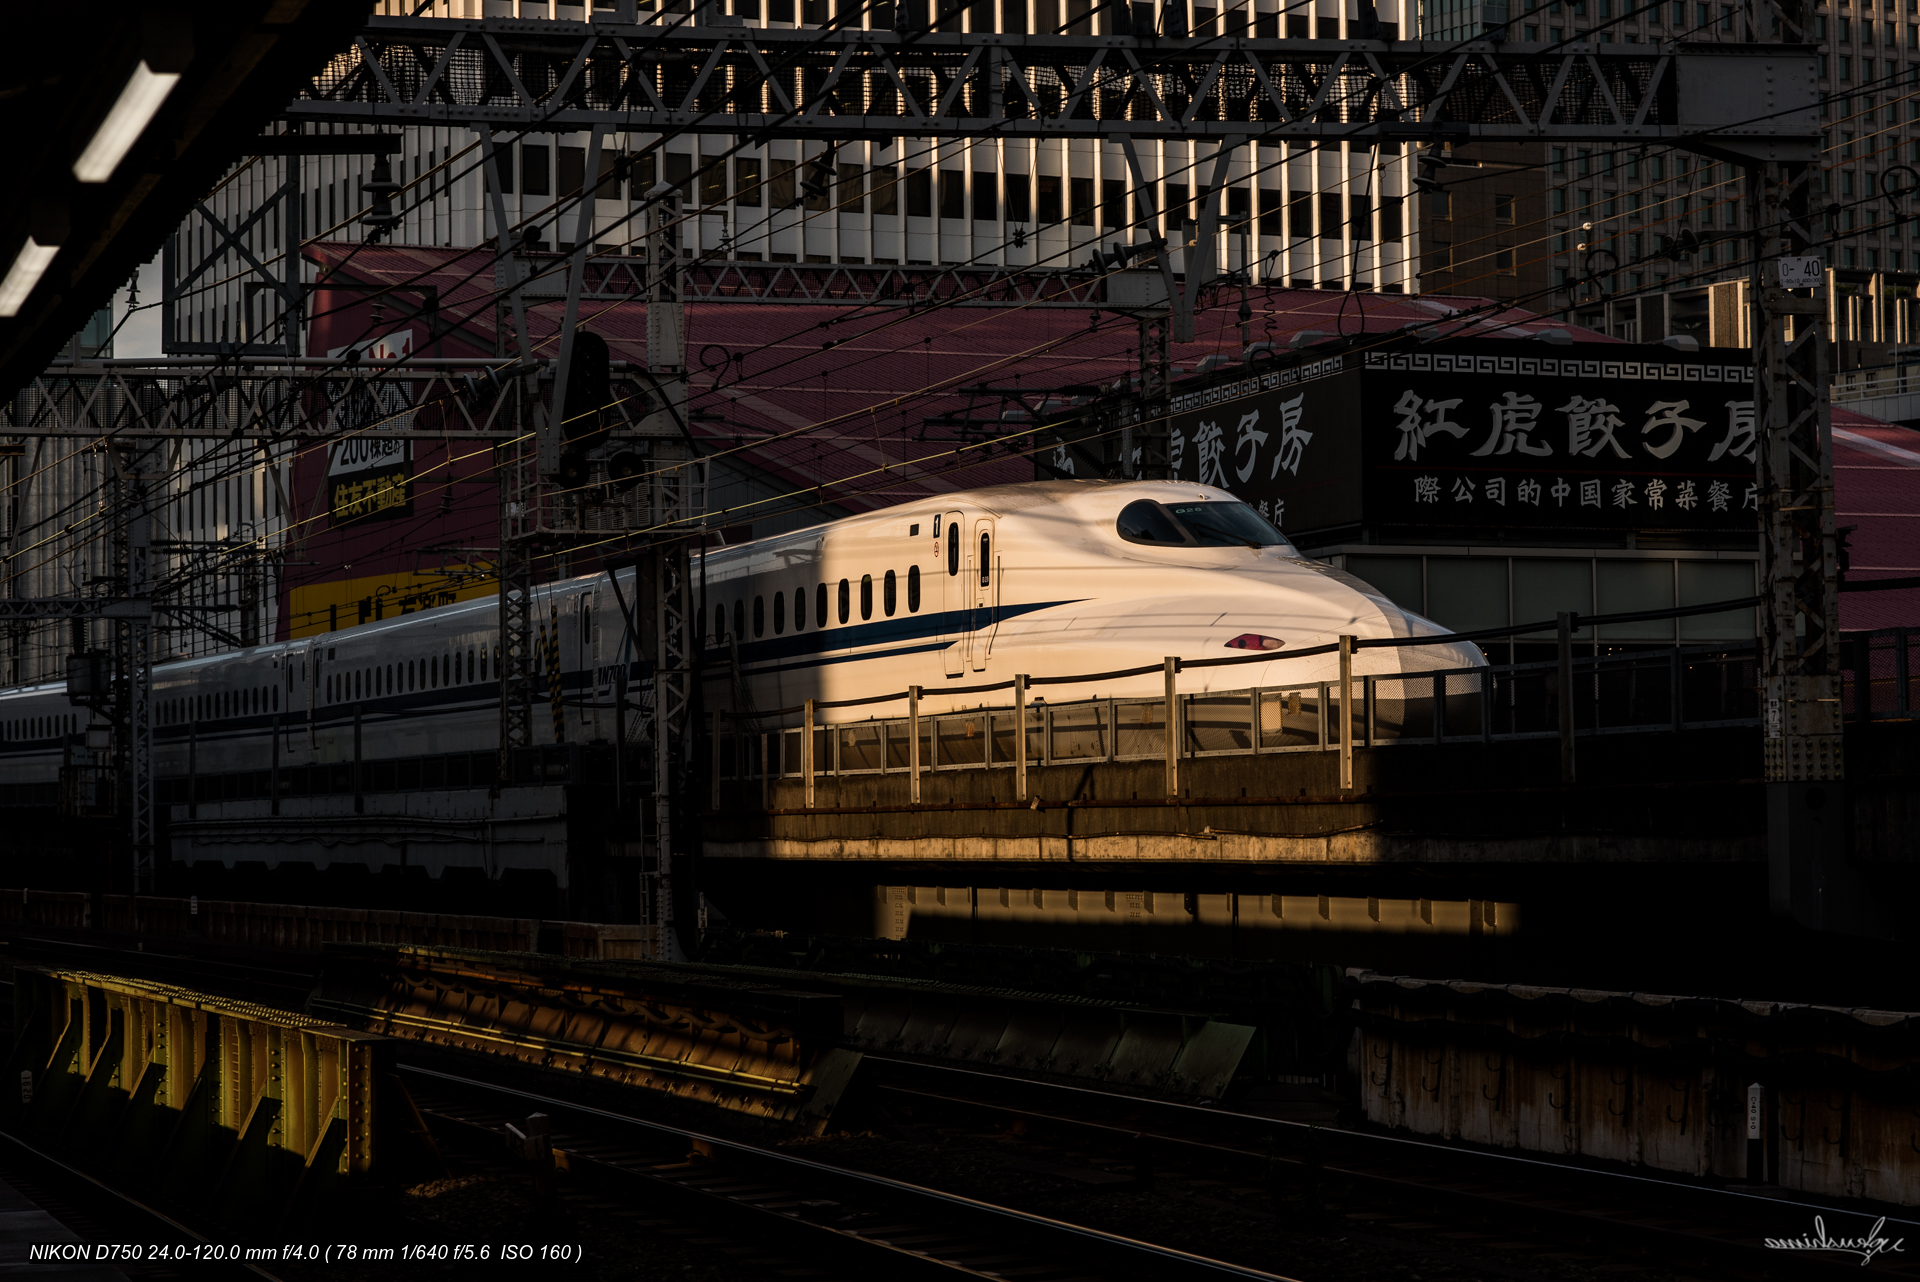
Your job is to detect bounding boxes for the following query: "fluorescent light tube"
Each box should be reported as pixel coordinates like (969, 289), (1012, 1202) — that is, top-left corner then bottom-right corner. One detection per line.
(72, 60), (181, 184)
(0, 239), (58, 318)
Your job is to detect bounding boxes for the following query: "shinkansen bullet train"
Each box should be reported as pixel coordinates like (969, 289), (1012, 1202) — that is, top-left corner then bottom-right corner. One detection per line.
(0, 480), (1479, 882)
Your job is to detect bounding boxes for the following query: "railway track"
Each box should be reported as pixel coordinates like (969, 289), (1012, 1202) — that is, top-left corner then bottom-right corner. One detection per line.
(861, 1057), (1920, 1281)
(0, 1128), (280, 1281)
(0, 932), (319, 1013)
(401, 1063), (1301, 1282)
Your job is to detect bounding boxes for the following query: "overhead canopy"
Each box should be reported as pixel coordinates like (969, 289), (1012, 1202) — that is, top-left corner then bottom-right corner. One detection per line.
(0, 0), (375, 401)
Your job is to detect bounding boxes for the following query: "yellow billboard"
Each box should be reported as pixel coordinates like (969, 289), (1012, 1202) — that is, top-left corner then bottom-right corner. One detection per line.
(285, 569), (496, 639)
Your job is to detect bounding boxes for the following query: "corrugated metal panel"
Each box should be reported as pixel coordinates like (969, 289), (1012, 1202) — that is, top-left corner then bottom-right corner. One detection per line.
(1353, 970), (1920, 1206)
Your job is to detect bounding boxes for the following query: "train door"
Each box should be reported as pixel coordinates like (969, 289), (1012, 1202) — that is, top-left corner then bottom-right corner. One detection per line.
(940, 511), (966, 677)
(970, 517), (996, 672)
(305, 639), (320, 749)
(585, 588), (603, 743)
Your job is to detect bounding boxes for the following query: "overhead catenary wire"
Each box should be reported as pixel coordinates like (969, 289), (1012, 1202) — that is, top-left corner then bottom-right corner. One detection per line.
(7, 14), (1881, 641)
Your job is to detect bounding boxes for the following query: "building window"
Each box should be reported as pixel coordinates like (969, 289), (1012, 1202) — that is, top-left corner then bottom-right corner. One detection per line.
(1493, 194), (1514, 224)
(1495, 247), (1515, 273)
(1166, 183), (1190, 229)
(1259, 187), (1282, 237)
(1007, 173), (1033, 222)
(521, 143), (551, 196)
(836, 163), (865, 213)
(971, 171), (997, 221)
(1038, 174), (1062, 223)
(1070, 176), (1094, 225)
(735, 157), (762, 207)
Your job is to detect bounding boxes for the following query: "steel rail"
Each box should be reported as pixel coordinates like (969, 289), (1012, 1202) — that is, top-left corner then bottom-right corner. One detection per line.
(863, 1056), (1919, 1282)
(0, 1129), (282, 1281)
(400, 1062), (1302, 1282)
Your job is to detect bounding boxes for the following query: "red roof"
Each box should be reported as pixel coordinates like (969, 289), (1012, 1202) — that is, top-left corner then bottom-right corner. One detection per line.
(303, 242), (1616, 520)
(1832, 406), (1920, 631)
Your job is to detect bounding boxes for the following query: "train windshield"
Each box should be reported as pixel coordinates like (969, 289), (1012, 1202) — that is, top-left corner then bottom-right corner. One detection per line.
(1166, 502), (1290, 548)
(1118, 499), (1291, 550)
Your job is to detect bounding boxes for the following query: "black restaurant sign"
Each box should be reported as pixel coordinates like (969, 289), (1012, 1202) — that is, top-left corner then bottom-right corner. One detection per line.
(1038, 339), (1760, 536)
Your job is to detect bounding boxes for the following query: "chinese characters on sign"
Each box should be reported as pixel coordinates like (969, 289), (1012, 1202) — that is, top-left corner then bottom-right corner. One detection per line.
(1388, 390), (1756, 525)
(1038, 339), (1755, 535)
(1363, 344), (1757, 532)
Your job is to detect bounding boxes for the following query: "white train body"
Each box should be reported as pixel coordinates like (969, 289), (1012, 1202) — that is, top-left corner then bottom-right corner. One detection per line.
(0, 480), (1477, 885)
(707, 479), (1480, 716)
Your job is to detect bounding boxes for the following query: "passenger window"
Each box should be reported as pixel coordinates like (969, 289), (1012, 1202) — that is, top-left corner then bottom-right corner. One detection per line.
(733, 600), (746, 639)
(816, 583), (828, 627)
(838, 579), (851, 624)
(860, 574), (874, 621)
(947, 524), (959, 575)
(469, 648), (475, 682)
(714, 605), (726, 639)
(793, 587), (806, 630)
(884, 569), (897, 616)
(979, 533), (991, 587)
(773, 591), (786, 634)
(908, 564), (921, 612)
(272, 686), (279, 712)
(753, 596), (765, 638)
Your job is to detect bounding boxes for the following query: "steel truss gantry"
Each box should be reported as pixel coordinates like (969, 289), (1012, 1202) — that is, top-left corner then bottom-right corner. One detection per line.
(293, 18), (1816, 150)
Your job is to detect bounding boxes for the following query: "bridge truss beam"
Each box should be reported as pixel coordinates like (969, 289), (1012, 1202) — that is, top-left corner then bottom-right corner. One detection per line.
(289, 19), (1819, 150)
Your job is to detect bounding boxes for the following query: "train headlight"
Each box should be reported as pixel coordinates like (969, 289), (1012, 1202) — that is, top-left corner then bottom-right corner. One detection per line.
(1224, 634), (1283, 651)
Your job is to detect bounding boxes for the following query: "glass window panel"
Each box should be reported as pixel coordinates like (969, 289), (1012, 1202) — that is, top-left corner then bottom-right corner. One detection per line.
(1678, 560), (1756, 639)
(838, 723), (884, 771)
(1185, 694), (1253, 752)
(936, 715), (987, 766)
(1512, 558), (1594, 639)
(1344, 554), (1423, 613)
(1113, 699), (1167, 757)
(1425, 557), (1508, 633)
(1048, 703), (1108, 760)
(1258, 688), (1321, 748)
(1596, 559), (1675, 639)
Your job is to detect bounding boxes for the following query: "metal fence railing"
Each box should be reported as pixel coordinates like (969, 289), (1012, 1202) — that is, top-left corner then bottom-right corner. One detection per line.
(1832, 365), (1920, 403)
(715, 644), (1762, 792)
(1845, 627), (1920, 721)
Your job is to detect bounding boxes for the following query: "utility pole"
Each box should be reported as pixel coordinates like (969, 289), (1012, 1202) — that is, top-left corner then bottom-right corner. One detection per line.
(1746, 6), (1862, 931)
(638, 182), (700, 961)
(125, 495), (154, 894)
(483, 129), (539, 788)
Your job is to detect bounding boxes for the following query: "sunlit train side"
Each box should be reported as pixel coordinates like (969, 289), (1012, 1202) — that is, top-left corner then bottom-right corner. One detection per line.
(0, 479), (1477, 882)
